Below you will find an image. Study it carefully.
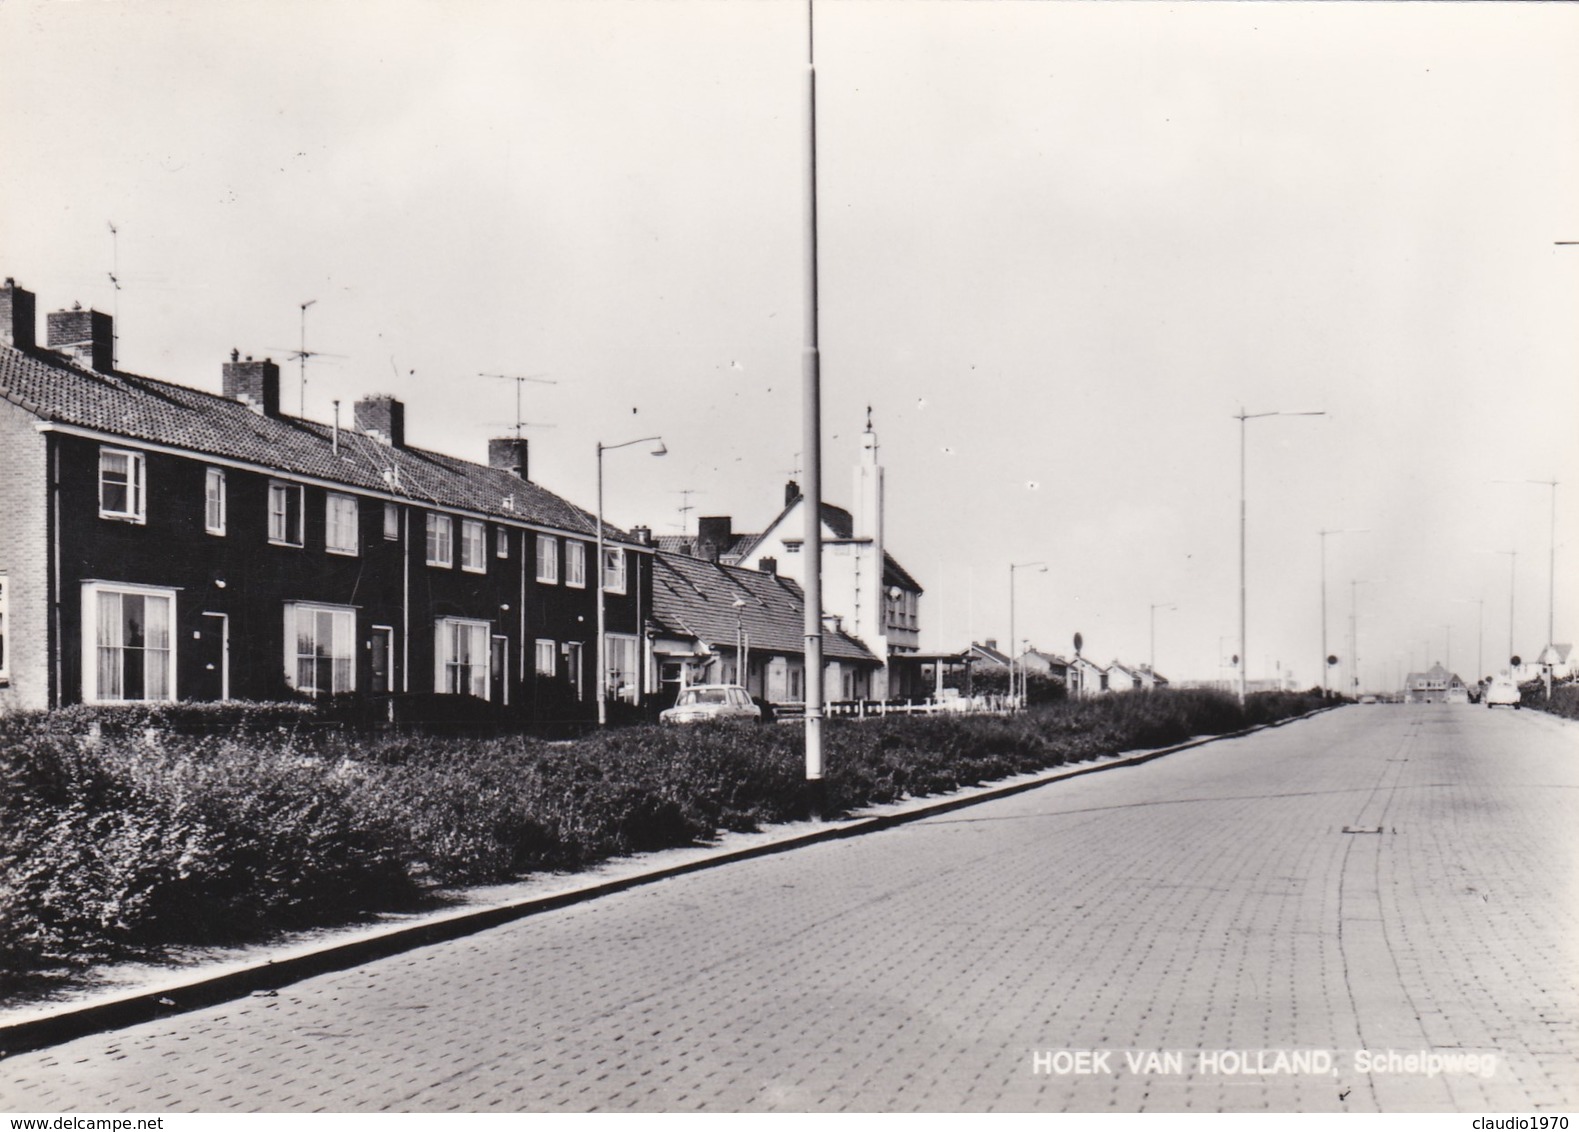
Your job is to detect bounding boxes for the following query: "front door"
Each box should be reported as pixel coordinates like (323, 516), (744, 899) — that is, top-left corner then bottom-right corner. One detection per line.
(370, 626), (393, 694)
(194, 612), (229, 701)
(490, 635), (508, 705)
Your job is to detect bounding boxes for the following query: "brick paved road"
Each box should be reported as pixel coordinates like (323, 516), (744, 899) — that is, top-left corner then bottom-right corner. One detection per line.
(3, 705), (1576, 1112)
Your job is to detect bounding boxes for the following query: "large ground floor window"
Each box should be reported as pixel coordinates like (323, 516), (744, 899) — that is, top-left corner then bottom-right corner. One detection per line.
(437, 617), (491, 698)
(82, 582), (176, 703)
(286, 602), (356, 697)
(604, 633), (640, 704)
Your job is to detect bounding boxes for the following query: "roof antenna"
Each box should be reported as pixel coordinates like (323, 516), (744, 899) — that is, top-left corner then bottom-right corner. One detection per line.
(479, 372), (557, 439)
(107, 221), (121, 369)
(332, 399), (341, 455)
(298, 300), (316, 416)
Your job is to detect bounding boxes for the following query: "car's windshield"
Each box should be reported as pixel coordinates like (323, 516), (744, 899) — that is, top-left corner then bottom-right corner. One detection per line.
(681, 689), (729, 705)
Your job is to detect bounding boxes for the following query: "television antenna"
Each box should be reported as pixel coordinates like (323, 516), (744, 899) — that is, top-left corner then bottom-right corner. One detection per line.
(479, 372), (557, 440)
(265, 299), (346, 417)
(671, 488), (705, 534)
(106, 221), (121, 368)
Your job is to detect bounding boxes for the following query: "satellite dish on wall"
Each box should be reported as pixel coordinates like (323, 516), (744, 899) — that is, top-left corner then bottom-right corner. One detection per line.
(1073, 632), (1083, 655)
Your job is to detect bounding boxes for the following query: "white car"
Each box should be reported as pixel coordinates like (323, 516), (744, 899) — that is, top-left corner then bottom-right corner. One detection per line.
(659, 684), (763, 725)
(1484, 680), (1521, 709)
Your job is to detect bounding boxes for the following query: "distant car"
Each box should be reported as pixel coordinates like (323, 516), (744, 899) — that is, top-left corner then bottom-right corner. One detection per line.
(1484, 680), (1521, 709)
(659, 684), (763, 724)
(1358, 694), (1378, 705)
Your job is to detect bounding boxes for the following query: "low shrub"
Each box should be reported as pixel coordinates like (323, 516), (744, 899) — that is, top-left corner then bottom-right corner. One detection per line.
(0, 687), (1321, 993)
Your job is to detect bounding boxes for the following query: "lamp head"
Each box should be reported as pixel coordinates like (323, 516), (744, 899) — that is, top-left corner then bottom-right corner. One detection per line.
(652, 440), (668, 457)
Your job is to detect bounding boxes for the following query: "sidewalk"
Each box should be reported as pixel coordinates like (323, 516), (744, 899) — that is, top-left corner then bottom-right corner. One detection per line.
(0, 709), (1328, 1056)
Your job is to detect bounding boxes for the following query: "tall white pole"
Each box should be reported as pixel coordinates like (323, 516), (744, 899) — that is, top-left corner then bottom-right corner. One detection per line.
(595, 444), (607, 727)
(802, 0), (824, 780)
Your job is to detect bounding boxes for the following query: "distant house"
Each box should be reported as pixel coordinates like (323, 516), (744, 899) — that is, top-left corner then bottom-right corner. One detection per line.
(0, 277), (650, 721)
(1107, 661), (1146, 693)
(648, 552), (880, 708)
(1133, 664), (1169, 691)
(1536, 643), (1575, 681)
(662, 415), (925, 700)
(969, 640), (1012, 669)
(1020, 648), (1070, 685)
(1066, 655), (1107, 699)
(1404, 663), (1468, 704)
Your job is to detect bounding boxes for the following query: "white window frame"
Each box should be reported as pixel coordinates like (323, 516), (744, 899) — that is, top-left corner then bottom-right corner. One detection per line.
(436, 617), (490, 699)
(565, 541), (586, 588)
(536, 535), (559, 584)
(81, 582), (177, 704)
(326, 493), (360, 556)
(496, 526), (510, 559)
(98, 447), (146, 523)
(461, 519), (487, 573)
(383, 502), (400, 541)
(535, 638), (557, 676)
(602, 547), (627, 595)
(426, 513), (454, 567)
(285, 601), (357, 697)
(604, 632), (640, 704)
(204, 467), (226, 535)
(268, 481), (304, 547)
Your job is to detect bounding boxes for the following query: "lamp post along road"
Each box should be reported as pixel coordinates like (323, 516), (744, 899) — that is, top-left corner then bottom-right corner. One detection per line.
(1009, 561), (1046, 709)
(801, 0), (825, 781)
(1453, 597), (1485, 685)
(1496, 479), (1559, 664)
(1319, 528), (1368, 698)
(1236, 408), (1325, 703)
(595, 436), (666, 727)
(1149, 603), (1175, 678)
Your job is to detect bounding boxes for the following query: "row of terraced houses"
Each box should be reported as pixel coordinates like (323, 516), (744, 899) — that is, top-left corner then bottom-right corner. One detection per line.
(0, 277), (929, 722)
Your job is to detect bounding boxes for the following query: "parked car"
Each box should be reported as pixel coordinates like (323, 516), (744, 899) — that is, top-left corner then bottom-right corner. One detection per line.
(1484, 679), (1521, 709)
(659, 684), (763, 725)
(1358, 694), (1378, 705)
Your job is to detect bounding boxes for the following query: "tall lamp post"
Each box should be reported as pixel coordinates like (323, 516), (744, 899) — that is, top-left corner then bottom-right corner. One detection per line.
(1318, 528), (1367, 698)
(1149, 603), (1175, 678)
(1236, 408), (1325, 703)
(1496, 549), (1517, 675)
(1452, 597), (1485, 686)
(1008, 561), (1046, 709)
(1348, 579), (1368, 696)
(596, 435), (666, 726)
(1495, 478), (1559, 667)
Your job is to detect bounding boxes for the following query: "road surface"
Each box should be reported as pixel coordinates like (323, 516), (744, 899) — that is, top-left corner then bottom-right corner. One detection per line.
(3, 704), (1576, 1112)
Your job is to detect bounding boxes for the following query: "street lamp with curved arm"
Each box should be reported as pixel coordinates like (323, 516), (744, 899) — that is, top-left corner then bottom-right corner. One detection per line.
(1318, 528), (1368, 698)
(596, 435), (666, 726)
(1236, 408), (1325, 703)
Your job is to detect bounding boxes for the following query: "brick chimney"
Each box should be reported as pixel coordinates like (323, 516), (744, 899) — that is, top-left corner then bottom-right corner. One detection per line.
(1, 279), (36, 350)
(47, 303), (113, 372)
(355, 394), (405, 447)
(758, 556), (777, 576)
(222, 350), (281, 416)
(630, 525), (653, 546)
(697, 516), (733, 563)
(784, 479), (800, 506)
(488, 437), (529, 479)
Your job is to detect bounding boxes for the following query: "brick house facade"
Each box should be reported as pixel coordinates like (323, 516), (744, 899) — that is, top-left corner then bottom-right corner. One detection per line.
(0, 277), (651, 722)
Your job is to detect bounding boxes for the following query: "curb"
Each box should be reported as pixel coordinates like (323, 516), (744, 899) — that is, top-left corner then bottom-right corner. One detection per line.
(0, 705), (1335, 1057)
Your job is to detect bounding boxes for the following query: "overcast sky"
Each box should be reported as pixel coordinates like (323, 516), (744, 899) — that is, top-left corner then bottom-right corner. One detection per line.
(3, 0), (1575, 689)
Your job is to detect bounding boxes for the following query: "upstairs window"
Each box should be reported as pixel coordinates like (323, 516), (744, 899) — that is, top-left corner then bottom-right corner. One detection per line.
(565, 541), (586, 588)
(536, 535), (559, 584)
(426, 513), (453, 567)
(326, 493), (359, 556)
(461, 520), (487, 573)
(98, 448), (146, 523)
(204, 468), (226, 535)
(602, 547), (627, 595)
(383, 503), (400, 541)
(268, 481), (304, 546)
(496, 526), (510, 559)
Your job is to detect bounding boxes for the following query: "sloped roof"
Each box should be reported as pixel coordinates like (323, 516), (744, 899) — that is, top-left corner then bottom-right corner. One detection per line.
(729, 494), (924, 594)
(0, 343), (632, 542)
(651, 552), (879, 665)
(654, 532), (758, 561)
(969, 641), (1011, 666)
